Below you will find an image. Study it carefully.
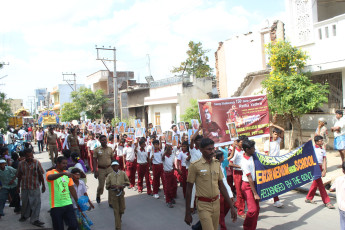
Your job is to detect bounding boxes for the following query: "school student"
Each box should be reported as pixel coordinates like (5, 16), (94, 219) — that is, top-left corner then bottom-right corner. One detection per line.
(115, 138), (125, 170)
(264, 125), (285, 208)
(177, 141), (191, 198)
(228, 136), (247, 218)
(123, 138), (137, 189)
(330, 162), (345, 229)
(151, 139), (164, 199)
(162, 145), (179, 208)
(136, 139), (152, 195)
(305, 135), (335, 209)
(241, 140), (260, 230)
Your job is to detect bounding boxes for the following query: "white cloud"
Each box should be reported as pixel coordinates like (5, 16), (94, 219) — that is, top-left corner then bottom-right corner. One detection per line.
(0, 0), (286, 106)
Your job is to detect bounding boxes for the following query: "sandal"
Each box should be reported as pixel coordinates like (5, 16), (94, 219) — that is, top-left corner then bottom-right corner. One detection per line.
(325, 203), (335, 209)
(305, 199), (317, 204)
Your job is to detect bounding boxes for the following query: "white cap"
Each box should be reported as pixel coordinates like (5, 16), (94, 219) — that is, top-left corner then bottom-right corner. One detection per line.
(318, 117), (325, 122)
(111, 161), (119, 166)
(0, 159), (6, 163)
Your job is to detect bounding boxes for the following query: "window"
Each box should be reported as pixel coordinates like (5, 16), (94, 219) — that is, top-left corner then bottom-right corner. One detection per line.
(325, 26), (329, 38)
(333, 25), (337, 36)
(155, 112), (160, 126)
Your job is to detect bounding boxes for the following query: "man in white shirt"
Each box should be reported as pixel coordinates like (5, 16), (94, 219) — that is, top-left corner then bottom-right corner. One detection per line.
(331, 110), (345, 165)
(136, 139), (152, 195)
(330, 162), (345, 229)
(123, 138), (136, 189)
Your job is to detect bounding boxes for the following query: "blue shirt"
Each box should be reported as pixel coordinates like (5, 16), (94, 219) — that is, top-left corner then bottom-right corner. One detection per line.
(218, 146), (229, 176)
(0, 166), (18, 189)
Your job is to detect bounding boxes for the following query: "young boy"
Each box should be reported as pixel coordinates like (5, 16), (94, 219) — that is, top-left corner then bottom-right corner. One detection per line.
(106, 161), (130, 230)
(115, 138), (125, 170)
(86, 133), (97, 172)
(123, 138), (136, 189)
(162, 145), (178, 208)
(241, 140), (260, 230)
(228, 136), (246, 218)
(330, 162), (345, 229)
(177, 141), (190, 198)
(264, 125), (285, 208)
(70, 168), (94, 212)
(136, 139), (152, 195)
(215, 150), (233, 230)
(151, 139), (164, 199)
(305, 135), (335, 209)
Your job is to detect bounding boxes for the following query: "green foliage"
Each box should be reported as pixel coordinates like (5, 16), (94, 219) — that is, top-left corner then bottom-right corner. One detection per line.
(70, 87), (109, 120)
(262, 41), (329, 117)
(60, 102), (80, 122)
(111, 116), (136, 127)
(181, 99), (200, 123)
(0, 92), (11, 130)
(172, 41), (213, 78)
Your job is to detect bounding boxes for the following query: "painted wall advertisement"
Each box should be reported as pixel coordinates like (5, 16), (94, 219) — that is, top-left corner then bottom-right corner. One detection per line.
(253, 141), (321, 201)
(198, 95), (270, 146)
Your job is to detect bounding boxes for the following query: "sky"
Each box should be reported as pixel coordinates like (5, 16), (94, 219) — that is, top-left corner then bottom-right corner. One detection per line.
(0, 0), (286, 108)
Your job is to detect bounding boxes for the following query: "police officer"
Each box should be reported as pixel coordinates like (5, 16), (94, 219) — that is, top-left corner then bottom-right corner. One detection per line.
(45, 126), (58, 166)
(67, 128), (80, 154)
(184, 138), (237, 230)
(93, 135), (114, 203)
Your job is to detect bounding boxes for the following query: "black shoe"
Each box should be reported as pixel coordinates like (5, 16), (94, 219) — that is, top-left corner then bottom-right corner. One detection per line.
(96, 197), (101, 203)
(109, 204), (113, 208)
(19, 217), (27, 222)
(171, 199), (176, 204)
(32, 220), (45, 227)
(14, 207), (21, 213)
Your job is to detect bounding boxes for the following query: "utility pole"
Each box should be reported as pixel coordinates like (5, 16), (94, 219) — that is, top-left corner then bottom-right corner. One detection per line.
(146, 54), (152, 77)
(28, 96), (36, 117)
(62, 72), (77, 91)
(95, 45), (118, 119)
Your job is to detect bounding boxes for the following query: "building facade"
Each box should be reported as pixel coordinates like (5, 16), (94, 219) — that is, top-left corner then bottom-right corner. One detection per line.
(6, 99), (23, 115)
(50, 84), (84, 115)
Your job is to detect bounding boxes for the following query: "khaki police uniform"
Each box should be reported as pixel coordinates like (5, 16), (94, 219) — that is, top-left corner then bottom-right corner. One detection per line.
(187, 157), (223, 230)
(93, 146), (114, 197)
(67, 134), (80, 154)
(106, 170), (130, 230)
(46, 132), (58, 165)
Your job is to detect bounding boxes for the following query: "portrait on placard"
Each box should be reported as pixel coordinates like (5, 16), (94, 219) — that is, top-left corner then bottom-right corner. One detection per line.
(178, 122), (186, 132)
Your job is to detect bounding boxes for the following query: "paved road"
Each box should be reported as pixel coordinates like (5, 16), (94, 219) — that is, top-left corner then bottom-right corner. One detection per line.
(0, 146), (341, 230)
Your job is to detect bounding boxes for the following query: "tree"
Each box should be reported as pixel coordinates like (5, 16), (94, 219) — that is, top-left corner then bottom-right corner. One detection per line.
(181, 99), (200, 123)
(60, 102), (81, 122)
(70, 87), (109, 120)
(172, 41), (213, 78)
(261, 41), (329, 148)
(0, 92), (12, 130)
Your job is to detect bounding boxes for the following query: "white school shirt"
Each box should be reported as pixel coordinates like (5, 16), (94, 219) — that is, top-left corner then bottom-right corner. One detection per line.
(331, 175), (345, 212)
(220, 165), (233, 198)
(152, 150), (163, 164)
(107, 142), (116, 151)
(177, 151), (189, 168)
(63, 135), (69, 149)
(87, 139), (97, 151)
(137, 149), (149, 164)
(334, 117), (345, 138)
(71, 180), (87, 209)
(189, 147), (202, 163)
(230, 148), (244, 171)
(116, 144), (124, 157)
(314, 145), (326, 165)
(78, 137), (85, 145)
(124, 145), (136, 162)
(264, 137), (281, 156)
(163, 154), (174, 171)
(241, 155), (255, 182)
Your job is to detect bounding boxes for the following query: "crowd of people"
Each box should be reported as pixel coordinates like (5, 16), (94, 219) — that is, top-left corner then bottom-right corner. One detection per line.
(1, 111), (345, 230)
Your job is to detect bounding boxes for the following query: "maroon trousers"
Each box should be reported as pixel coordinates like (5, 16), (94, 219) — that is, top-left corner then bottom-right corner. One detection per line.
(233, 170), (245, 215)
(242, 182), (260, 230)
(219, 193), (230, 230)
(152, 164), (164, 194)
(79, 145), (87, 161)
(163, 171), (177, 203)
(181, 166), (188, 198)
(116, 156), (124, 170)
(126, 161), (137, 188)
(137, 163), (152, 194)
(306, 165), (330, 204)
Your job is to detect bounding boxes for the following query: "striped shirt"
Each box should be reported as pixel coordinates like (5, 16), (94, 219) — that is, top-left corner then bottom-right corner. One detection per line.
(17, 159), (45, 190)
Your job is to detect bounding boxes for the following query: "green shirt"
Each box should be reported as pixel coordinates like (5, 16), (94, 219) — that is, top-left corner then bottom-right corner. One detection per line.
(46, 169), (74, 208)
(0, 166), (17, 189)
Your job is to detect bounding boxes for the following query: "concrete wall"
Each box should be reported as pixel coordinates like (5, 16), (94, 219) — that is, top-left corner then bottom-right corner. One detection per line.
(127, 89), (149, 108)
(6, 99), (23, 114)
(215, 43), (228, 98)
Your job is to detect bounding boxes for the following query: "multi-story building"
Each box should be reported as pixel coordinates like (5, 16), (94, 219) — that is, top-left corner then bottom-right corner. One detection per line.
(6, 99), (23, 115)
(50, 84), (84, 115)
(85, 70), (134, 120)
